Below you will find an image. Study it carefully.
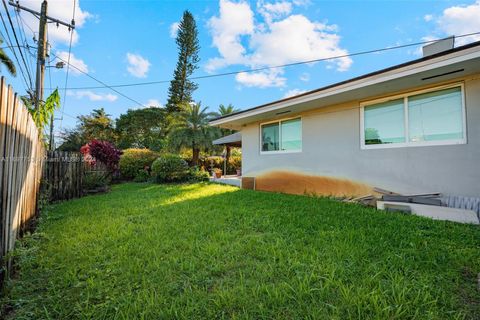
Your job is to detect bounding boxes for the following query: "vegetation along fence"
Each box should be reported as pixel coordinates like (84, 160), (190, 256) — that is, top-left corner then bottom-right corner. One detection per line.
(0, 77), (44, 279)
(43, 151), (84, 202)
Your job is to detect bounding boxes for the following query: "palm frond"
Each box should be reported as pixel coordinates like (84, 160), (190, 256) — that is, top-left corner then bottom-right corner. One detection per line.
(0, 49), (17, 76)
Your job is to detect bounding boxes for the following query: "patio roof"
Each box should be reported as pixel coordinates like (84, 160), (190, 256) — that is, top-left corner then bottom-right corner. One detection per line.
(212, 132), (242, 147)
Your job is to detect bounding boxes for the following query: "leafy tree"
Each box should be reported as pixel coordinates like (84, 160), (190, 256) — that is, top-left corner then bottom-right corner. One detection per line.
(215, 104), (239, 136)
(214, 103), (240, 164)
(77, 108), (116, 142)
(168, 102), (219, 166)
(365, 128), (382, 145)
(58, 128), (85, 151)
(58, 108), (116, 151)
(116, 107), (168, 151)
(166, 10), (200, 113)
(217, 104), (239, 117)
(25, 89), (60, 130)
(0, 37), (16, 76)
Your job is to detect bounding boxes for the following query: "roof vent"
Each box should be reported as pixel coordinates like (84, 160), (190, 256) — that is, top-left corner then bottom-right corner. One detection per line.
(422, 36), (455, 57)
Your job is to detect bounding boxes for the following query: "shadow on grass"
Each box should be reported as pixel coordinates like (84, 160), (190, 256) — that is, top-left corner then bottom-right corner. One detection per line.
(3, 182), (480, 319)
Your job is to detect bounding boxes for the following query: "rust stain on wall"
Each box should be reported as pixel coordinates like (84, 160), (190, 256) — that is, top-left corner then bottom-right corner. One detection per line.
(241, 177), (256, 190)
(254, 170), (374, 197)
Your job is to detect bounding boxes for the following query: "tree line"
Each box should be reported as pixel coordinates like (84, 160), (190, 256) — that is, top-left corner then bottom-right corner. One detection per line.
(60, 10), (238, 165)
(58, 102), (237, 164)
(0, 10), (239, 165)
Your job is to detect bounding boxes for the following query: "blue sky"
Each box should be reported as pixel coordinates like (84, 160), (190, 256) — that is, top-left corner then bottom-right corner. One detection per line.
(1, 0), (480, 137)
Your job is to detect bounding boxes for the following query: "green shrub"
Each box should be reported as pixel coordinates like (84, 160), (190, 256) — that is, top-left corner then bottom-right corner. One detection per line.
(133, 169), (151, 182)
(228, 155), (241, 169)
(119, 148), (158, 179)
(204, 156), (223, 170)
(151, 154), (189, 183)
(188, 167), (210, 182)
(83, 171), (109, 190)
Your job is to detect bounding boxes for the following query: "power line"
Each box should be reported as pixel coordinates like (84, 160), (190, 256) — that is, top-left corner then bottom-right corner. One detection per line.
(58, 0), (76, 132)
(17, 10), (34, 35)
(13, 7), (34, 83)
(50, 51), (147, 108)
(1, 0), (33, 89)
(47, 31), (480, 91)
(0, 13), (31, 91)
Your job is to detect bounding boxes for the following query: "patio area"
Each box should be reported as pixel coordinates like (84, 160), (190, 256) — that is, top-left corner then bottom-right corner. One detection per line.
(211, 132), (242, 188)
(210, 174), (241, 187)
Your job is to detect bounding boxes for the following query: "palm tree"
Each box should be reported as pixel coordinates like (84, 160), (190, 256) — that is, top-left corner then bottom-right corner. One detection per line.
(216, 104), (239, 136)
(217, 104), (238, 117)
(0, 37), (16, 76)
(168, 102), (219, 166)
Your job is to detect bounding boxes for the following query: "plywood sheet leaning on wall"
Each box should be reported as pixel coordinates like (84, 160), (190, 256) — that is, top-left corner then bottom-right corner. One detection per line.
(254, 170), (374, 197)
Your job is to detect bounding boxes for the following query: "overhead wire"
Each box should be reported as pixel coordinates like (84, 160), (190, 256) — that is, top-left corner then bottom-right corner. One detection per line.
(46, 31), (480, 91)
(1, 0), (33, 89)
(0, 13), (31, 91)
(58, 0), (76, 131)
(13, 6), (34, 84)
(3, 30), (480, 119)
(51, 51), (147, 108)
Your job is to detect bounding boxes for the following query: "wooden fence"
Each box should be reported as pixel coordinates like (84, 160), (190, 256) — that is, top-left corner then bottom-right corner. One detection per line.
(0, 77), (44, 276)
(43, 151), (83, 202)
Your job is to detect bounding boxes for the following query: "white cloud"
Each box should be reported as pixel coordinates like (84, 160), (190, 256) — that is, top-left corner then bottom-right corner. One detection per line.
(206, 0), (254, 71)
(169, 22), (180, 38)
(206, 0), (352, 88)
(425, 1), (480, 45)
(423, 14), (433, 22)
(19, 0), (93, 47)
(249, 15), (350, 71)
(67, 90), (117, 102)
(126, 53), (151, 78)
(258, 0), (293, 23)
(283, 88), (307, 98)
(235, 69), (286, 88)
(55, 51), (88, 75)
(145, 99), (163, 108)
(300, 72), (310, 82)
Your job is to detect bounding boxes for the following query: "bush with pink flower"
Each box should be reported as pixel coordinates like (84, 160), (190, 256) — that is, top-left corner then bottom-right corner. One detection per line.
(80, 140), (123, 174)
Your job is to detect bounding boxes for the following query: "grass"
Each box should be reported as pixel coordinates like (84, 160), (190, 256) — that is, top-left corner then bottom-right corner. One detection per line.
(2, 182), (479, 319)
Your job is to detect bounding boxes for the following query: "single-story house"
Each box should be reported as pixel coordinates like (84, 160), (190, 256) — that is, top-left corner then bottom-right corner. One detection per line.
(210, 38), (480, 206)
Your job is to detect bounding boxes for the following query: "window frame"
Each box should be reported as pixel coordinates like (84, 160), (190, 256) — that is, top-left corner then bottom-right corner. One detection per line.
(360, 83), (467, 150)
(260, 116), (303, 155)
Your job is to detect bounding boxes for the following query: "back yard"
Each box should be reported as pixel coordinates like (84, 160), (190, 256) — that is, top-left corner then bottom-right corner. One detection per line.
(2, 183), (479, 319)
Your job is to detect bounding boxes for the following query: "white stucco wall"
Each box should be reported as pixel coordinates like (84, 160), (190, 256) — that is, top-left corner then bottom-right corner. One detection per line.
(242, 77), (480, 197)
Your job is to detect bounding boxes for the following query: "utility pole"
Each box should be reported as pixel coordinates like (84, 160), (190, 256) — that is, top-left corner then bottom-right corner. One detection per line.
(35, 0), (47, 110)
(9, 0), (75, 150)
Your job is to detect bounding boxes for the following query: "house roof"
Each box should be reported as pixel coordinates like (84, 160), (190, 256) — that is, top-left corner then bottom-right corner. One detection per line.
(212, 132), (242, 147)
(210, 40), (480, 130)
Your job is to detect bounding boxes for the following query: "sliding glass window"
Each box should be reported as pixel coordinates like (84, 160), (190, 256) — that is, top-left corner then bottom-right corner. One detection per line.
(408, 87), (463, 142)
(261, 117), (302, 153)
(362, 85), (465, 149)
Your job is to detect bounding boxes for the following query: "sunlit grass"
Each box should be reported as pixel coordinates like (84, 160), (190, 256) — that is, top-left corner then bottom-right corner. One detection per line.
(2, 182), (479, 319)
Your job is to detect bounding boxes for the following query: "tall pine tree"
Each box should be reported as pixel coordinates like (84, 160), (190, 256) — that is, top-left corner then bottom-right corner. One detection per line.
(166, 11), (200, 113)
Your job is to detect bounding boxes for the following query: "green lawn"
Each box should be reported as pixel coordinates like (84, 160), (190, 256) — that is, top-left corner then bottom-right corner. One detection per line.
(2, 183), (479, 319)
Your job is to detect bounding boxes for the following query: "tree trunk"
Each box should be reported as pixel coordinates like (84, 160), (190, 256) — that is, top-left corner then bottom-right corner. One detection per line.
(225, 146), (231, 174)
(192, 147), (200, 166)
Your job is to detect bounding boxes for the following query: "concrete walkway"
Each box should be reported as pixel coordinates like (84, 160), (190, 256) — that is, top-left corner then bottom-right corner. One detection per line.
(210, 175), (241, 187)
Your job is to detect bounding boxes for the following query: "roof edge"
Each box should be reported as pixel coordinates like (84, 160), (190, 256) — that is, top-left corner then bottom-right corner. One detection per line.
(210, 40), (480, 124)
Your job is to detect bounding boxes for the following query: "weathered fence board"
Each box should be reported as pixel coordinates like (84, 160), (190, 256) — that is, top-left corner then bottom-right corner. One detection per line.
(43, 151), (83, 202)
(0, 77), (44, 279)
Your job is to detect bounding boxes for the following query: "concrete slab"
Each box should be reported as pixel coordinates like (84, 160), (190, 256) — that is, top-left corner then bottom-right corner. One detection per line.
(377, 201), (479, 224)
(210, 175), (241, 187)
